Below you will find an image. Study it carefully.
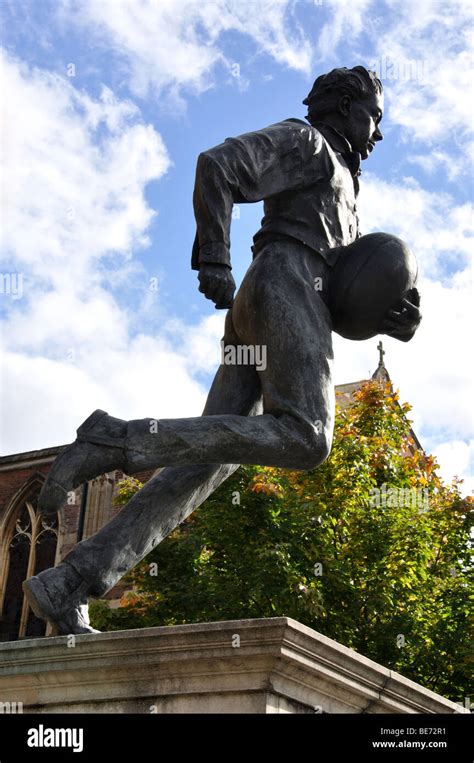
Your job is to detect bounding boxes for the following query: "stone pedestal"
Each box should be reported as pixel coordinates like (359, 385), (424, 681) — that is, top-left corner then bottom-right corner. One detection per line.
(0, 617), (466, 714)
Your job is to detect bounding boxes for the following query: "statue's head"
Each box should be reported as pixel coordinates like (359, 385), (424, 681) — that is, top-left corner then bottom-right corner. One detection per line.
(303, 66), (384, 160)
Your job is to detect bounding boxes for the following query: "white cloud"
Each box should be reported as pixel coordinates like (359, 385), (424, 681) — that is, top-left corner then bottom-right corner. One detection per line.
(0, 50), (221, 454)
(164, 313), (225, 373)
(429, 439), (474, 495)
(407, 142), (474, 182)
(366, 0), (474, 172)
(62, 0), (313, 105)
(1, 50), (170, 291)
(1, 334), (212, 454)
(317, 0), (373, 61)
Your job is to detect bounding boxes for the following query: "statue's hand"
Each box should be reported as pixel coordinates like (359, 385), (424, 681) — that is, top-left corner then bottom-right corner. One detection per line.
(379, 287), (422, 342)
(198, 263), (236, 309)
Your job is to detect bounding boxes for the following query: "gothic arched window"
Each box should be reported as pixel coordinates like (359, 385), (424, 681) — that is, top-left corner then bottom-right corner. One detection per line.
(0, 477), (59, 641)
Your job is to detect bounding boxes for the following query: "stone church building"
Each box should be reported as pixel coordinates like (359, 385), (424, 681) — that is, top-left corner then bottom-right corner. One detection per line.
(0, 346), (421, 641)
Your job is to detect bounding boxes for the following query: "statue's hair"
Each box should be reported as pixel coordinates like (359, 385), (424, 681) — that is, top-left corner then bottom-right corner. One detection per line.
(303, 66), (382, 124)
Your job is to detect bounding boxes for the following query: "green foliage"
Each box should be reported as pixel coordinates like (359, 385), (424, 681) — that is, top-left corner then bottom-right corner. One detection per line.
(89, 381), (473, 703)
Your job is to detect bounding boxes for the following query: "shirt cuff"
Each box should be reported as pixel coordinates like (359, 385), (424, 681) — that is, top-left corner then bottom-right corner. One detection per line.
(198, 243), (231, 268)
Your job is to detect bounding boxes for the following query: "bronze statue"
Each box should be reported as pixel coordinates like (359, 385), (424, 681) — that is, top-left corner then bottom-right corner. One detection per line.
(23, 66), (421, 635)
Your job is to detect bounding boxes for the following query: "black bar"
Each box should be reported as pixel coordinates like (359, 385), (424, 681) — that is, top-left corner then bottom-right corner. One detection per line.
(0, 712), (471, 761)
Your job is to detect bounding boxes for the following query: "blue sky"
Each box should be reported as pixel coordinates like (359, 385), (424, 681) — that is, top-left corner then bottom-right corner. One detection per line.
(1, 0), (472, 493)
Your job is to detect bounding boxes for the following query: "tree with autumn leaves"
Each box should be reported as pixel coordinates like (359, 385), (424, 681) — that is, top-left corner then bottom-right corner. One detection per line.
(89, 381), (472, 703)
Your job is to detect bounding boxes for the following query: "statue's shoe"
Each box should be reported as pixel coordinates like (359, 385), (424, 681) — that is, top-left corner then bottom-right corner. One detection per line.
(22, 563), (101, 636)
(38, 409), (127, 517)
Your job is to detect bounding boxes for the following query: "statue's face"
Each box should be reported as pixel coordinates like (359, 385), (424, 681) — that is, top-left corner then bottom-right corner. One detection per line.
(342, 91), (384, 160)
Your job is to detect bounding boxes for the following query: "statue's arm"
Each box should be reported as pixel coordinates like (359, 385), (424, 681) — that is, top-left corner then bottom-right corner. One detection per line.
(191, 121), (325, 272)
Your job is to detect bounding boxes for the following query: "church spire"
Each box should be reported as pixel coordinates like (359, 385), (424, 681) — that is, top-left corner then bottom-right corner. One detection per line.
(372, 340), (391, 382)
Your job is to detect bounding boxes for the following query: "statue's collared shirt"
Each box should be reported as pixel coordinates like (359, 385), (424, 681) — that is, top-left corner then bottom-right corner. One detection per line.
(192, 118), (361, 270)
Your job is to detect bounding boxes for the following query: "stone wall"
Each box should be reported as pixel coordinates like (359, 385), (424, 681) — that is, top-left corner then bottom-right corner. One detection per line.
(0, 618), (467, 714)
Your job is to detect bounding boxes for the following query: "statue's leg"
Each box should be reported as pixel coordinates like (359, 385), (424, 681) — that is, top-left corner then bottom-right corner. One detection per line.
(38, 242), (334, 516)
(73, 241), (334, 600)
(22, 312), (263, 633)
(24, 240), (334, 634)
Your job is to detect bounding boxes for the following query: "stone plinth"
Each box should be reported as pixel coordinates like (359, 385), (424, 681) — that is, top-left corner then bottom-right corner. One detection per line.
(0, 618), (466, 714)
